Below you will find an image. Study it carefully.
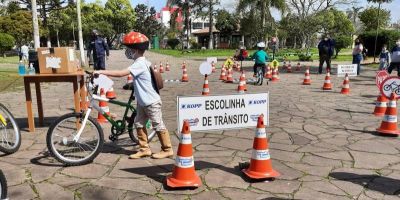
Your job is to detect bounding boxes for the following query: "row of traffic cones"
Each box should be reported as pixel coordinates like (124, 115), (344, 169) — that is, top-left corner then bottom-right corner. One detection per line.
(167, 115), (279, 189)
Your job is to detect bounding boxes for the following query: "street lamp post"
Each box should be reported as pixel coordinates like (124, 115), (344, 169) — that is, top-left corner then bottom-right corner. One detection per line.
(373, 2), (381, 63)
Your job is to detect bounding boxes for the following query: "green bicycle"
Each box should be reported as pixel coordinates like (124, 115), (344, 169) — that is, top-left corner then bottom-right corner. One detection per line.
(46, 71), (155, 166)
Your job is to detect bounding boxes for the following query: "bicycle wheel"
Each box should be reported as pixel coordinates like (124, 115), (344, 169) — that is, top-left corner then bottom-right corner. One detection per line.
(46, 113), (104, 166)
(256, 67), (264, 85)
(0, 103), (21, 154)
(0, 170), (7, 200)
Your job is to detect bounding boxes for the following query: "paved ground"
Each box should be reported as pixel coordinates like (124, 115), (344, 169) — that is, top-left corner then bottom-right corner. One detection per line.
(0, 50), (399, 200)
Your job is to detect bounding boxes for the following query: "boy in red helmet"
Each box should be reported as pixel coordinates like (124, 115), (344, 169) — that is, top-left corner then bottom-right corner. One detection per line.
(95, 32), (173, 159)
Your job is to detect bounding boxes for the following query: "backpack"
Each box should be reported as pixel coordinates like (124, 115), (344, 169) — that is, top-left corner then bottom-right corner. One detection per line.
(148, 65), (163, 94)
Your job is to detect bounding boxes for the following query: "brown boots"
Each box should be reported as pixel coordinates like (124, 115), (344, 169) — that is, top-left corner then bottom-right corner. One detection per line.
(151, 130), (174, 159)
(129, 128), (152, 159)
(129, 128), (173, 159)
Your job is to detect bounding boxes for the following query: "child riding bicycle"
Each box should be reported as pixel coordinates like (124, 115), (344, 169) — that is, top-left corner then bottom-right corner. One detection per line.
(252, 42), (269, 76)
(95, 32), (173, 159)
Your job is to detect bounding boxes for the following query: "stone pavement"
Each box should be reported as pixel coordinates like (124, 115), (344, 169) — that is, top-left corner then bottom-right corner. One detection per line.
(0, 50), (399, 200)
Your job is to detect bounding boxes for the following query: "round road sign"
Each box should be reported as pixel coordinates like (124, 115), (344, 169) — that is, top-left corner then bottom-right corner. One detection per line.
(380, 76), (400, 99)
(199, 62), (212, 75)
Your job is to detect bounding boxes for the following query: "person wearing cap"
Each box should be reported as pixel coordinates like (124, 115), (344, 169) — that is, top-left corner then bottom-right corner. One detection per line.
(87, 30), (110, 70)
(317, 35), (335, 74)
(94, 32), (173, 159)
(388, 39), (400, 77)
(252, 42), (269, 76)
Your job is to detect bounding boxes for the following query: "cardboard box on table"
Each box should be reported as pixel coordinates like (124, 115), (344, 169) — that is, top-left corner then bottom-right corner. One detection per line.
(37, 47), (80, 74)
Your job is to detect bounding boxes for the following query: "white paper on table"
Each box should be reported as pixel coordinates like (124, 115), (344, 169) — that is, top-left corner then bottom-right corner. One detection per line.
(46, 57), (61, 69)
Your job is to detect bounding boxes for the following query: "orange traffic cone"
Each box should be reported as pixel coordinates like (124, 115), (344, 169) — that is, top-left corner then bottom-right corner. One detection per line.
(374, 95), (388, 116)
(271, 69), (279, 82)
(219, 66), (226, 80)
(106, 87), (117, 99)
(287, 62), (292, 73)
(166, 121), (201, 188)
(166, 61), (170, 71)
(211, 61), (216, 73)
(153, 64), (158, 73)
(97, 89), (110, 123)
(265, 65), (272, 79)
(182, 61), (186, 69)
(340, 73), (350, 94)
(237, 62), (241, 71)
(225, 68), (234, 83)
(181, 67), (189, 82)
(202, 75), (210, 95)
(296, 62), (301, 71)
(376, 92), (400, 135)
(159, 62), (164, 73)
(302, 68), (311, 85)
(322, 72), (332, 90)
(242, 115), (280, 179)
(237, 71), (247, 93)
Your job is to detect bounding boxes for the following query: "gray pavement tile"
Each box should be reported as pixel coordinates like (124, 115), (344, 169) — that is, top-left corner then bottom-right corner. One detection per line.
(36, 182), (75, 200)
(7, 183), (37, 200)
(79, 185), (127, 200)
(350, 151), (400, 170)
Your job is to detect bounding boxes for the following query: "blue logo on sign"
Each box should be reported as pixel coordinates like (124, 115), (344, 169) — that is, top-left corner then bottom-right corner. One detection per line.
(248, 99), (267, 105)
(184, 118), (199, 126)
(181, 104), (202, 109)
(250, 114), (260, 122)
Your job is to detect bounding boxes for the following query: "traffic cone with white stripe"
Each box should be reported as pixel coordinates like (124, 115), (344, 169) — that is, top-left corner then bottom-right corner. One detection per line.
(237, 71), (247, 93)
(166, 120), (201, 188)
(153, 64), (158, 73)
(237, 62), (241, 71)
(282, 61), (287, 70)
(181, 67), (189, 82)
(242, 114), (280, 179)
(296, 62), (301, 71)
(374, 95), (388, 116)
(211, 61), (216, 73)
(271, 69), (279, 82)
(97, 88), (110, 123)
(106, 87), (117, 99)
(287, 62), (292, 73)
(202, 75), (210, 95)
(340, 73), (350, 94)
(225, 68), (234, 83)
(376, 92), (400, 135)
(322, 71), (332, 90)
(265, 65), (272, 79)
(159, 62), (164, 73)
(219, 66), (226, 80)
(302, 68), (311, 85)
(166, 61), (170, 71)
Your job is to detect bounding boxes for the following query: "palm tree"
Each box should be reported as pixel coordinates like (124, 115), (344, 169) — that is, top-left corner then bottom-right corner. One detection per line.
(237, 0), (286, 42)
(367, 0), (393, 63)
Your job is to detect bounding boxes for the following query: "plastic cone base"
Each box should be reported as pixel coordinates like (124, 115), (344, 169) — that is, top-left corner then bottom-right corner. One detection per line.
(303, 82), (311, 85)
(376, 128), (400, 135)
(242, 168), (280, 179)
(341, 90), (349, 94)
(166, 174), (202, 188)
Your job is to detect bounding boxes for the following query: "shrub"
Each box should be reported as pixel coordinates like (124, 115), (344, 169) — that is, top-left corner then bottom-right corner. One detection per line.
(0, 33), (15, 55)
(167, 38), (180, 50)
(298, 53), (312, 61)
(359, 30), (400, 56)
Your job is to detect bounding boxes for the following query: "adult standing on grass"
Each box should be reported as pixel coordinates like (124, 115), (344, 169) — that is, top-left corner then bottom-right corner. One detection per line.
(387, 39), (400, 77)
(87, 30), (109, 70)
(317, 35), (335, 74)
(20, 44), (29, 65)
(352, 39), (364, 75)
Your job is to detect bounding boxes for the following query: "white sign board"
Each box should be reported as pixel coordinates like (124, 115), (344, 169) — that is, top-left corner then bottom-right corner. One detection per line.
(207, 57), (218, 64)
(94, 74), (114, 92)
(177, 93), (269, 132)
(337, 64), (358, 77)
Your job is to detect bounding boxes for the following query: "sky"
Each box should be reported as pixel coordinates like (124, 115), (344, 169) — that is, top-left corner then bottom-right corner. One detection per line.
(87, 0), (400, 23)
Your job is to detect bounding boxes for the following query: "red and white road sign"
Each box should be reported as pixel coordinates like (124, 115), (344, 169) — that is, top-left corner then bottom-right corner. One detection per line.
(380, 76), (400, 99)
(376, 70), (389, 89)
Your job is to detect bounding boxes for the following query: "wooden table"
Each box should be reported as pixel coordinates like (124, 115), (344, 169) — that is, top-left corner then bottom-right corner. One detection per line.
(23, 72), (86, 132)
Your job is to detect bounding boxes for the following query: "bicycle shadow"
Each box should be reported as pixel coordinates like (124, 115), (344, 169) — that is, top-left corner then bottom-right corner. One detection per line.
(14, 116), (60, 132)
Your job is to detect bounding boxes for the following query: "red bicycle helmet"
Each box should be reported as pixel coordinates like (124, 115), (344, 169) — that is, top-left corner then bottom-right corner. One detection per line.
(122, 31), (149, 50)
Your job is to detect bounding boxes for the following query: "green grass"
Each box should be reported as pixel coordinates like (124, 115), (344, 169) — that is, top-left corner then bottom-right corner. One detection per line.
(0, 67), (23, 92)
(0, 56), (19, 64)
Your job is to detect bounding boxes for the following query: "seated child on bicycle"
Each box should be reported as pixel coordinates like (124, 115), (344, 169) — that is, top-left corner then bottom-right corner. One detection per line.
(252, 42), (269, 76)
(95, 31), (173, 159)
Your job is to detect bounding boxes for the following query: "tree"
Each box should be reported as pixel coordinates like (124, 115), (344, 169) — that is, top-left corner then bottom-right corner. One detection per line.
(0, 10), (34, 46)
(133, 4), (162, 38)
(359, 7), (390, 31)
(237, 0), (286, 43)
(334, 35), (352, 58)
(215, 9), (238, 47)
(0, 33), (15, 56)
(317, 9), (354, 37)
(104, 0), (136, 47)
